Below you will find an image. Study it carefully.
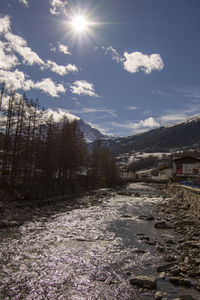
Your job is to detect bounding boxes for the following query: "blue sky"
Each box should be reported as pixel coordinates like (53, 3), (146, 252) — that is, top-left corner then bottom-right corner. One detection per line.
(1, 0), (200, 136)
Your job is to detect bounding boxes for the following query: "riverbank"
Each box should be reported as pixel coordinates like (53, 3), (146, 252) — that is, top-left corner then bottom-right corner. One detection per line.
(1, 183), (200, 299)
(153, 184), (200, 298)
(0, 187), (117, 228)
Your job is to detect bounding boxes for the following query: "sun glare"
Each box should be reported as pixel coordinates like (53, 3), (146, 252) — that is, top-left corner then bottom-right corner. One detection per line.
(72, 15), (88, 32)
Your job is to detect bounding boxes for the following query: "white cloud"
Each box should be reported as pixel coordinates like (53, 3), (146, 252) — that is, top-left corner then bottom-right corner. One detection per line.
(0, 42), (19, 70)
(0, 15), (69, 97)
(58, 43), (71, 55)
(34, 78), (66, 97)
(19, 0), (29, 7)
(0, 70), (65, 97)
(5, 32), (44, 66)
(109, 117), (159, 133)
(140, 117), (159, 128)
(45, 60), (77, 76)
(123, 51), (164, 74)
(0, 69), (33, 90)
(159, 114), (187, 123)
(158, 103), (200, 125)
(71, 107), (117, 117)
(66, 64), (78, 73)
(0, 15), (44, 67)
(49, 0), (69, 15)
(70, 80), (99, 97)
(105, 46), (124, 63)
(0, 15), (79, 78)
(46, 60), (67, 75)
(0, 15), (10, 34)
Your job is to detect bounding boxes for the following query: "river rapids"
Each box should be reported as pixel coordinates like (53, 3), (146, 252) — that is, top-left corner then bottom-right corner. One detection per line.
(0, 183), (199, 299)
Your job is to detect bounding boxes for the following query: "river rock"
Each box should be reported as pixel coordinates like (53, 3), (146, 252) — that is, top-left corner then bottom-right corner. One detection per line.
(166, 239), (176, 245)
(177, 296), (196, 300)
(138, 215), (155, 221)
(121, 214), (132, 218)
(194, 258), (200, 266)
(179, 241), (200, 249)
(129, 275), (157, 289)
(155, 221), (173, 229)
(174, 220), (196, 226)
(169, 277), (192, 287)
(179, 278), (192, 287)
(157, 263), (175, 272)
(169, 276), (181, 284)
(154, 291), (166, 299)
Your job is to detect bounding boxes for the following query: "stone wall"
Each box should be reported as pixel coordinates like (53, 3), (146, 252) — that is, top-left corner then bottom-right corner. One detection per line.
(168, 184), (200, 217)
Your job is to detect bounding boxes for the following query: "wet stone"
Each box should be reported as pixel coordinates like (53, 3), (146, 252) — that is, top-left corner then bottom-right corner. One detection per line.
(169, 276), (182, 285)
(155, 221), (174, 229)
(154, 291), (167, 300)
(157, 263), (175, 272)
(134, 249), (146, 254)
(159, 271), (166, 279)
(177, 296), (196, 300)
(129, 275), (157, 290)
(138, 215), (155, 221)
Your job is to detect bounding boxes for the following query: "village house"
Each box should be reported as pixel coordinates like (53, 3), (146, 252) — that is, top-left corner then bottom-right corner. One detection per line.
(172, 155), (200, 182)
(120, 168), (135, 180)
(135, 166), (172, 181)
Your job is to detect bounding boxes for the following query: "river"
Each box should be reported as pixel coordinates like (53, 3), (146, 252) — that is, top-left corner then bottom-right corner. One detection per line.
(0, 183), (199, 299)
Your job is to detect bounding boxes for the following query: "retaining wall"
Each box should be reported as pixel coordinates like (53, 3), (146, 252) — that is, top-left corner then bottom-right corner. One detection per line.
(168, 184), (200, 217)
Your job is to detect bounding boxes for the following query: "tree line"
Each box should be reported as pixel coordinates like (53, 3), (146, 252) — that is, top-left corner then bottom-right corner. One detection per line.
(0, 85), (121, 198)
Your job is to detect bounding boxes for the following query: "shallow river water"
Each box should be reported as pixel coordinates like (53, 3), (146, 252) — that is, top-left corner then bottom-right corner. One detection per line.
(0, 183), (199, 299)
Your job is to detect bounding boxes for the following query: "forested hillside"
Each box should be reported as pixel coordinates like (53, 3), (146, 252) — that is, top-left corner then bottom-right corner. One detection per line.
(0, 87), (120, 198)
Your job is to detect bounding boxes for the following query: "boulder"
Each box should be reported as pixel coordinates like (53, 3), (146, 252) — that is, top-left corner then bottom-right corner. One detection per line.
(159, 272), (166, 279)
(157, 263), (175, 272)
(169, 277), (192, 287)
(169, 276), (181, 284)
(178, 296), (196, 300)
(154, 291), (166, 299)
(179, 241), (200, 249)
(129, 275), (157, 289)
(155, 221), (173, 229)
(138, 215), (155, 221)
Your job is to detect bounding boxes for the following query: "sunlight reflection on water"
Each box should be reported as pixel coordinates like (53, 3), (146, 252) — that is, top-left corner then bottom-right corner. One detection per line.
(0, 185), (173, 299)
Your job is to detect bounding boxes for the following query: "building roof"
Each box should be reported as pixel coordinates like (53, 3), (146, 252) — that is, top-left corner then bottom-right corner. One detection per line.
(172, 155), (200, 162)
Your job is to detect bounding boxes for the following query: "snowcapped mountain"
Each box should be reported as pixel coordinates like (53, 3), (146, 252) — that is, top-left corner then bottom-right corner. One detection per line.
(165, 114), (200, 128)
(77, 119), (113, 143)
(97, 114), (200, 156)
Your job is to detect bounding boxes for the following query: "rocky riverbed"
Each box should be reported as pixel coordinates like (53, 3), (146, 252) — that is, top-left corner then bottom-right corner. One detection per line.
(153, 186), (200, 299)
(0, 183), (200, 299)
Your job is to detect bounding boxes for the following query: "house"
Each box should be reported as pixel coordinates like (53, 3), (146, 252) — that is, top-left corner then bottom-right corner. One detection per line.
(120, 168), (135, 180)
(153, 166), (172, 180)
(172, 155), (200, 181)
(135, 168), (154, 180)
(135, 166), (172, 181)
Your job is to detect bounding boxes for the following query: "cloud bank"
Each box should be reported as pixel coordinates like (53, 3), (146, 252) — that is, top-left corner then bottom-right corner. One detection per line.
(123, 51), (164, 74)
(101, 45), (164, 75)
(110, 117), (159, 134)
(0, 15), (83, 97)
(70, 80), (99, 97)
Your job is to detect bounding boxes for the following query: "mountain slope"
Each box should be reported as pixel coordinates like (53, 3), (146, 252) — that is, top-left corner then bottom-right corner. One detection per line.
(77, 119), (112, 143)
(98, 115), (200, 154)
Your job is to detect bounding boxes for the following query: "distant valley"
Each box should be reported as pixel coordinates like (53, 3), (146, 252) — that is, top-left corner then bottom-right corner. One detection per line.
(87, 114), (200, 164)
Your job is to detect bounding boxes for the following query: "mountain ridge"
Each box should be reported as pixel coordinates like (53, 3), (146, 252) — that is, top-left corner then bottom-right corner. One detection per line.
(95, 114), (200, 155)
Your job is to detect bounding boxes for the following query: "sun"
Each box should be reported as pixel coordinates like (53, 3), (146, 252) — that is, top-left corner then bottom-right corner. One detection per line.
(71, 15), (89, 32)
